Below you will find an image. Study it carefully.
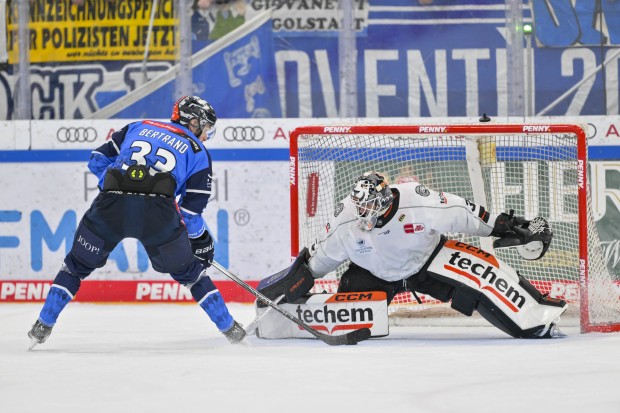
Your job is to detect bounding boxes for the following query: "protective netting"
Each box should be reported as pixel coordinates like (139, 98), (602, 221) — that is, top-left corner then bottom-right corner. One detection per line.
(293, 126), (620, 332)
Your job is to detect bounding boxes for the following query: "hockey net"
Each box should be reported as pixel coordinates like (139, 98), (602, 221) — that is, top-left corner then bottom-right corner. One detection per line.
(289, 124), (620, 333)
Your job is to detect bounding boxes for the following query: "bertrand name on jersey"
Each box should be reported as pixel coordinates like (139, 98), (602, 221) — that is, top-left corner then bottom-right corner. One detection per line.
(138, 127), (190, 154)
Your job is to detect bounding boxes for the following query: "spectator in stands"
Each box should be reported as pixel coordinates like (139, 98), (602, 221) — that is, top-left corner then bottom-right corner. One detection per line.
(209, 0), (247, 41)
(192, 0), (216, 42)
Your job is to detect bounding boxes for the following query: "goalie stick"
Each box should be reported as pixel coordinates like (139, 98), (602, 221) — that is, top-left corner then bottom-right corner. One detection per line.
(211, 261), (371, 346)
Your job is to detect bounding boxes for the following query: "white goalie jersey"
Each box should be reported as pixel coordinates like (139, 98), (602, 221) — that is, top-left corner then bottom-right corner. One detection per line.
(308, 182), (499, 282)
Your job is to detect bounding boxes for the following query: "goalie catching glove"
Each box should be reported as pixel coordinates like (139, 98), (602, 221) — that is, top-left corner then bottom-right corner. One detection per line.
(190, 230), (215, 267)
(490, 210), (552, 260)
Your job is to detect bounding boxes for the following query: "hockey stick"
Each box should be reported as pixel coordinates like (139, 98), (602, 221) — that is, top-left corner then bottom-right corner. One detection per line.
(211, 261), (371, 346)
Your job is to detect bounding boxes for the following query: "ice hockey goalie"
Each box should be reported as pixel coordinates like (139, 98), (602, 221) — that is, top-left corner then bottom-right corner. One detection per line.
(257, 171), (566, 339)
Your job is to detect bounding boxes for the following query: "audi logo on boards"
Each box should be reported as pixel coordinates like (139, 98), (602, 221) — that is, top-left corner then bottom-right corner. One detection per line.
(56, 127), (98, 143)
(223, 126), (264, 141)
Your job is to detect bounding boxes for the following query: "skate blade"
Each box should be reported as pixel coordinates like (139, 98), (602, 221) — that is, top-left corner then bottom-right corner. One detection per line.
(550, 327), (567, 338)
(28, 338), (40, 351)
(237, 337), (252, 347)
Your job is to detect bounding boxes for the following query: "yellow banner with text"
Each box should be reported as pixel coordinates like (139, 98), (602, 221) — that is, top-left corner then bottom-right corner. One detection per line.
(6, 0), (178, 63)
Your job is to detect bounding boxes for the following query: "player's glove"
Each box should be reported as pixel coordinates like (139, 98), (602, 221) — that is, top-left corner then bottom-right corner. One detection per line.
(190, 230), (215, 267)
(490, 210), (552, 260)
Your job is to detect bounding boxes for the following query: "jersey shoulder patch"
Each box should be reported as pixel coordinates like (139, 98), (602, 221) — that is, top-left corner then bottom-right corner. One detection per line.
(415, 185), (430, 197)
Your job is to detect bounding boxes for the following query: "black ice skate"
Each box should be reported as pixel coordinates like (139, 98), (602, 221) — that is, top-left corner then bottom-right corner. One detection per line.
(222, 320), (247, 345)
(28, 319), (53, 350)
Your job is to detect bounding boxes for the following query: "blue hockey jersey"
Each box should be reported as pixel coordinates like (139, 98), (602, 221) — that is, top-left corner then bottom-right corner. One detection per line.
(87, 120), (213, 238)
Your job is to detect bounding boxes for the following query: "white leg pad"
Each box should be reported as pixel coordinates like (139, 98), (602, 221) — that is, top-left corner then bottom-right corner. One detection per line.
(427, 240), (567, 335)
(255, 292), (389, 339)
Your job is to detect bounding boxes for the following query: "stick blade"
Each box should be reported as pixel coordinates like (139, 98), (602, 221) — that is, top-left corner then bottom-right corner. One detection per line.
(321, 327), (371, 346)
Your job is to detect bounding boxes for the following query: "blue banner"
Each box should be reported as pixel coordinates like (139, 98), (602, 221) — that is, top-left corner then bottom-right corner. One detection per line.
(102, 14), (281, 119)
(1, 0), (620, 119)
(272, 0), (618, 118)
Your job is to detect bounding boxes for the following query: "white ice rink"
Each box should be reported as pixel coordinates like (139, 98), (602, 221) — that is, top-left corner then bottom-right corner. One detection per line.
(1, 303), (619, 413)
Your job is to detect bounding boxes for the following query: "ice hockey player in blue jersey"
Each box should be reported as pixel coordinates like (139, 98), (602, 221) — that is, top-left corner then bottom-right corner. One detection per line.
(27, 96), (246, 348)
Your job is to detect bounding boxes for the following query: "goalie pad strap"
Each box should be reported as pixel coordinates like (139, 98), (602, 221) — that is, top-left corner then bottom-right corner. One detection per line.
(450, 287), (480, 316)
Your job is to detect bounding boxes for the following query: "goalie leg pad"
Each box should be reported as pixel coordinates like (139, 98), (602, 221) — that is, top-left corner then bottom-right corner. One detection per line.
(426, 270), (567, 338)
(425, 240), (568, 338)
(256, 292), (389, 339)
(257, 248), (315, 302)
(518, 274), (567, 308)
(475, 295), (542, 338)
(476, 295), (566, 338)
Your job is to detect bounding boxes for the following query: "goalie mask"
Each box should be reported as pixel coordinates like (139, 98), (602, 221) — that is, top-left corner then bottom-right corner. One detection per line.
(171, 96), (217, 140)
(350, 171), (394, 231)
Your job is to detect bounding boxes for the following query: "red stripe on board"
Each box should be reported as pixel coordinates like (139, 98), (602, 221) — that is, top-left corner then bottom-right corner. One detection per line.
(0, 280), (259, 303)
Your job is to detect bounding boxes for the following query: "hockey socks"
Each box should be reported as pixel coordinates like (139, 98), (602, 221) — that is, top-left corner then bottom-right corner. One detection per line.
(38, 271), (81, 326)
(190, 276), (234, 331)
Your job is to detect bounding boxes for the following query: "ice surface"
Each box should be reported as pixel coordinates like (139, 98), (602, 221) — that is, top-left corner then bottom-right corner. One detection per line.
(1, 303), (619, 413)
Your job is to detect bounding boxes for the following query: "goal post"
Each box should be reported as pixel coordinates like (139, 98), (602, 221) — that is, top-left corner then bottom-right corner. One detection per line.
(289, 123), (620, 333)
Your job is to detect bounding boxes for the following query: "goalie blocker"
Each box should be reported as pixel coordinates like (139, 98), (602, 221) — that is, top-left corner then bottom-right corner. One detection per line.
(257, 247), (315, 302)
